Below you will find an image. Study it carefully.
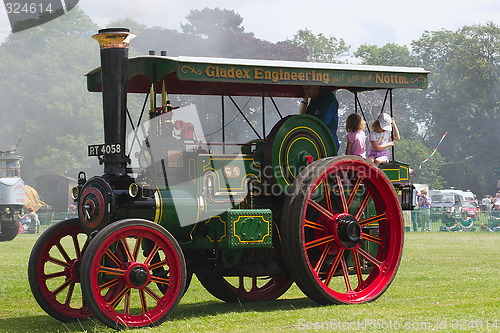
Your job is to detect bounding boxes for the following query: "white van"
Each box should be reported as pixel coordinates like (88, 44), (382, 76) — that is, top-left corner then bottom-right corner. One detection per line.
(429, 189), (476, 220)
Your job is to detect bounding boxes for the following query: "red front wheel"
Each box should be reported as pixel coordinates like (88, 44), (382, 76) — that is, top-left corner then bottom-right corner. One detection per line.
(80, 219), (186, 329)
(281, 156), (404, 304)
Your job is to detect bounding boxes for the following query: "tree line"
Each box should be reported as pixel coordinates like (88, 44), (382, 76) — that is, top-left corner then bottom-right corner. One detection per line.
(0, 7), (498, 196)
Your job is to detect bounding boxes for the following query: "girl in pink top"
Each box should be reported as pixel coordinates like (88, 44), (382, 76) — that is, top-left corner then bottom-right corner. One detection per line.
(345, 113), (366, 158)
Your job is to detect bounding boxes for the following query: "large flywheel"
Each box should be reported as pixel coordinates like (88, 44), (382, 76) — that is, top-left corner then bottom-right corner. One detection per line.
(264, 115), (337, 195)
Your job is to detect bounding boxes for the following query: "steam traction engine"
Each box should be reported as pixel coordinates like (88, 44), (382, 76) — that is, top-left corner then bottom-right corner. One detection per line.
(0, 149), (24, 241)
(28, 29), (428, 329)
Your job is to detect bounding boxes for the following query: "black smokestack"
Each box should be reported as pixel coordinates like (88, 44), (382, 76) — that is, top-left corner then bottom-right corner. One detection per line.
(92, 28), (136, 175)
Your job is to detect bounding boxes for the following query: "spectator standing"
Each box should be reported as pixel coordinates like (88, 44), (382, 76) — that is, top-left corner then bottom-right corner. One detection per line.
(412, 190), (420, 232)
(481, 195), (492, 217)
(494, 192), (500, 205)
(27, 208), (40, 234)
(418, 189), (432, 232)
(19, 209), (31, 233)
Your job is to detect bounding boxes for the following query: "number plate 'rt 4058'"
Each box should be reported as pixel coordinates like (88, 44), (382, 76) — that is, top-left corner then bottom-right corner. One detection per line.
(88, 144), (122, 156)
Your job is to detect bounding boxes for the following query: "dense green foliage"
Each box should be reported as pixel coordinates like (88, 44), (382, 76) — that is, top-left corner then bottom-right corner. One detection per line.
(0, 7), (498, 195)
(181, 8), (246, 37)
(0, 8), (102, 183)
(288, 28), (350, 62)
(410, 23), (500, 193)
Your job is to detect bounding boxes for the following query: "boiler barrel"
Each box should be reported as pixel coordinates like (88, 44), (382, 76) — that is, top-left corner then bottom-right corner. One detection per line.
(127, 186), (198, 238)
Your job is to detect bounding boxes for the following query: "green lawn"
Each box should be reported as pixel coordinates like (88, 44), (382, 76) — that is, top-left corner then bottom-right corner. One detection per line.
(0, 232), (499, 332)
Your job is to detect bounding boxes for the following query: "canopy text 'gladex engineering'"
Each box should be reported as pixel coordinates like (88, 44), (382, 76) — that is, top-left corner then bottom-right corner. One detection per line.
(204, 66), (330, 84)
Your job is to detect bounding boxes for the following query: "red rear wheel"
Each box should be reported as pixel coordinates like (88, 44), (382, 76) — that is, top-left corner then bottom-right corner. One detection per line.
(281, 156), (403, 304)
(80, 219), (186, 329)
(28, 218), (92, 321)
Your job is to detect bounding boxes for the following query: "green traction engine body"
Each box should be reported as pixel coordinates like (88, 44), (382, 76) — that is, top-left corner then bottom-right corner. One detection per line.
(77, 111), (340, 276)
(74, 29), (419, 277)
(28, 29), (429, 329)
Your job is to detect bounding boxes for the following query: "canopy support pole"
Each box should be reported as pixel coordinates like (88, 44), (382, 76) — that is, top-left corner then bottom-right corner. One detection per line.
(262, 88), (266, 139)
(222, 94), (226, 154)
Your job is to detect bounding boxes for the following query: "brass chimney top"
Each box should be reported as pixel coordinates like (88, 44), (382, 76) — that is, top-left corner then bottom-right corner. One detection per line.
(92, 28), (136, 50)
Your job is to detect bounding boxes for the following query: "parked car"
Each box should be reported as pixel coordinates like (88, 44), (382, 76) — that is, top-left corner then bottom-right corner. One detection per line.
(429, 189), (478, 222)
(430, 191), (462, 221)
(460, 200), (480, 220)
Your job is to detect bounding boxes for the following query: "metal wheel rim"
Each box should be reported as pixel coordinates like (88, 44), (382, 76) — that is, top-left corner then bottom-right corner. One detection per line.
(28, 219), (92, 320)
(284, 157), (403, 304)
(81, 220), (185, 328)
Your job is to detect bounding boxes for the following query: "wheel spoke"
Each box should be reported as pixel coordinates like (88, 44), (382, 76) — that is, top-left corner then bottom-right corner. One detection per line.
(251, 277), (258, 292)
(324, 249), (344, 285)
(340, 256), (352, 292)
(313, 242), (331, 273)
(149, 258), (168, 271)
(123, 290), (131, 314)
(335, 174), (348, 213)
(150, 275), (170, 286)
(345, 177), (363, 209)
(237, 276), (245, 292)
(118, 238), (134, 263)
(47, 256), (70, 268)
(144, 244), (160, 265)
(304, 219), (325, 231)
(99, 266), (125, 276)
(109, 286), (129, 308)
(308, 199), (333, 219)
(352, 251), (364, 287)
(305, 235), (335, 250)
(56, 241), (72, 263)
(81, 237), (90, 255)
(359, 213), (386, 227)
(65, 282), (75, 306)
(144, 286), (162, 302)
(362, 232), (381, 244)
(132, 237), (143, 261)
(104, 248), (123, 267)
(99, 277), (119, 291)
(354, 192), (372, 220)
(72, 234), (81, 258)
(356, 247), (382, 268)
(323, 180), (333, 212)
(45, 270), (67, 279)
(139, 289), (148, 313)
(52, 278), (72, 296)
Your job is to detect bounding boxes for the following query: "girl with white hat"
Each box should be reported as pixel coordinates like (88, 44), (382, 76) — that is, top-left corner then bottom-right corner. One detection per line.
(367, 113), (400, 166)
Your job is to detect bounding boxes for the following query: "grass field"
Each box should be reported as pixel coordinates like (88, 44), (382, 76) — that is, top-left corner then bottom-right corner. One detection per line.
(0, 231), (499, 332)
